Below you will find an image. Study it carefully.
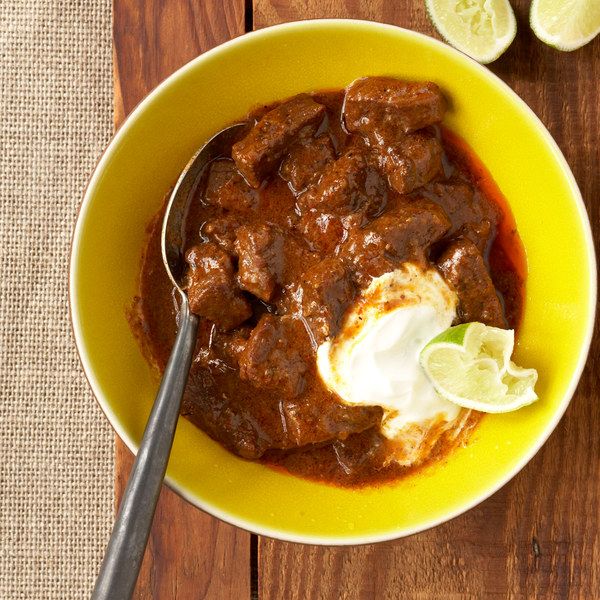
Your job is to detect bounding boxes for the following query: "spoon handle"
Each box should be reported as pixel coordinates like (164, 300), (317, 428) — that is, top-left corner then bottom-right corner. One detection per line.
(91, 299), (199, 600)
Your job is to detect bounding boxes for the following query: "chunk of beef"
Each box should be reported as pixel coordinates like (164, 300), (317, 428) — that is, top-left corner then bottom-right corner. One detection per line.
(459, 220), (493, 254)
(232, 95), (326, 187)
(239, 315), (309, 397)
(437, 238), (505, 327)
(183, 283), (382, 460)
(203, 159), (258, 211)
(298, 211), (362, 254)
(185, 243), (252, 330)
(370, 199), (451, 257)
(201, 216), (242, 254)
(298, 148), (386, 214)
(221, 328), (251, 366)
(344, 77), (446, 142)
(423, 181), (499, 253)
(238, 316), (383, 452)
(278, 398), (383, 453)
(194, 324), (251, 371)
(295, 258), (355, 343)
(280, 134), (336, 192)
(377, 131), (443, 194)
(341, 199), (451, 282)
(181, 367), (267, 459)
(234, 223), (285, 302)
(295, 147), (387, 253)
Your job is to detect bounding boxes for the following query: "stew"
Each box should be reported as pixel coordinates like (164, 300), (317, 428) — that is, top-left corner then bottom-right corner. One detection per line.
(130, 77), (525, 487)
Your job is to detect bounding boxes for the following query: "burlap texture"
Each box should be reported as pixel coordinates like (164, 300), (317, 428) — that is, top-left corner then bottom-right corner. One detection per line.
(0, 1), (113, 597)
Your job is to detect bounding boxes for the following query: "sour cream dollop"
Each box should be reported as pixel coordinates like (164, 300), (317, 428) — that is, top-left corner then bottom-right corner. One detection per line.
(317, 263), (462, 461)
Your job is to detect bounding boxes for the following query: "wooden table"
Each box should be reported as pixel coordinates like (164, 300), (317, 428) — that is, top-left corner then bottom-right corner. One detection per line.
(113, 1), (599, 597)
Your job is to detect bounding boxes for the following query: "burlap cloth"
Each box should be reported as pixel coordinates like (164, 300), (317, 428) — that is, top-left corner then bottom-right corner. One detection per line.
(0, 1), (113, 597)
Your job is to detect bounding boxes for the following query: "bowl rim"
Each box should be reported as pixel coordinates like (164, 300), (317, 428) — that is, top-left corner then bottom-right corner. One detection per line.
(70, 18), (597, 545)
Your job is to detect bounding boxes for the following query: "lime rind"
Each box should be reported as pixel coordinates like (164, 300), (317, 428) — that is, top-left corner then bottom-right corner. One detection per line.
(419, 322), (538, 413)
(426, 321), (470, 346)
(530, 0), (600, 51)
(425, 0), (517, 64)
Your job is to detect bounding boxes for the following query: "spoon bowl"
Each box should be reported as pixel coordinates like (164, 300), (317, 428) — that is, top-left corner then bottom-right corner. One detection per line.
(162, 123), (247, 290)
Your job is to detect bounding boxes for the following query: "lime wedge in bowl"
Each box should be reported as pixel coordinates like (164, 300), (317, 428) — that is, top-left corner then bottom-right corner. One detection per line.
(530, 0), (600, 51)
(425, 0), (517, 63)
(420, 322), (538, 413)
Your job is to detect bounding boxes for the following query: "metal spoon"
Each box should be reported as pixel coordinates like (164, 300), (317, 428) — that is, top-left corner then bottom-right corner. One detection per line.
(91, 123), (246, 600)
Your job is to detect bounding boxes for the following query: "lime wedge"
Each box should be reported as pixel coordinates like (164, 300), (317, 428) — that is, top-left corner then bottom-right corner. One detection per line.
(530, 0), (600, 51)
(419, 322), (538, 413)
(425, 0), (517, 63)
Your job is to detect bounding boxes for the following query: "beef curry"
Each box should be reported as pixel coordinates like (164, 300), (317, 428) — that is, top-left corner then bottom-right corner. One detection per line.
(131, 77), (525, 487)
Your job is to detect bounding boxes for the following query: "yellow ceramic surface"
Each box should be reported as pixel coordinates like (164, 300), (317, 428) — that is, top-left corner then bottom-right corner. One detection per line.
(70, 20), (596, 543)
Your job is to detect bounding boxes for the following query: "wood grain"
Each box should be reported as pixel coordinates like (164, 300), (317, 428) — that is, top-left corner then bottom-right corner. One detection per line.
(115, 444), (251, 600)
(113, 0), (599, 597)
(113, 0), (245, 119)
(254, 1), (600, 599)
(254, 0), (407, 28)
(113, 2), (250, 599)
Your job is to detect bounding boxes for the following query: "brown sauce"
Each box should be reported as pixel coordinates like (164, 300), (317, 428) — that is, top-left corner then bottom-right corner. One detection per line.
(130, 79), (526, 488)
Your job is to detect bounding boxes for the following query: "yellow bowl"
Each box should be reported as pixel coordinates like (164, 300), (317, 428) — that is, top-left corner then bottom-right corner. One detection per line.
(70, 20), (596, 543)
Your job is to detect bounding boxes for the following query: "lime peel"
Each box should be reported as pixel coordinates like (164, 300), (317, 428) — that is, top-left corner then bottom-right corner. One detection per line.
(419, 322), (538, 413)
(530, 0), (600, 51)
(425, 0), (517, 64)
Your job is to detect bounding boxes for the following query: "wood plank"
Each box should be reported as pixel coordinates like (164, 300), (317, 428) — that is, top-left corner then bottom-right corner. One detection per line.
(254, 0), (407, 28)
(115, 444), (251, 600)
(255, 1), (600, 598)
(112, 1), (250, 598)
(113, 0), (246, 117)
